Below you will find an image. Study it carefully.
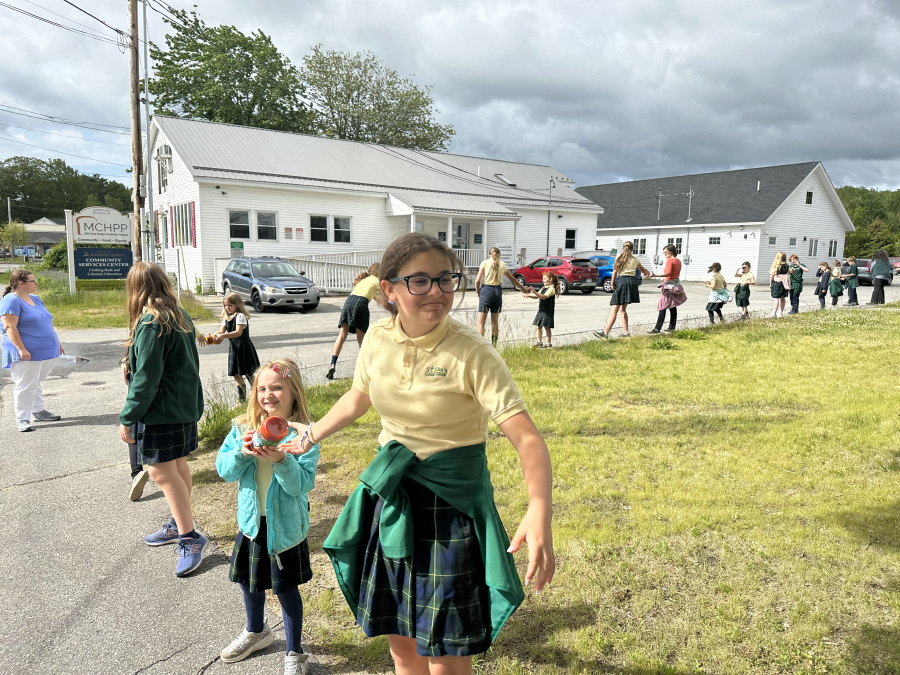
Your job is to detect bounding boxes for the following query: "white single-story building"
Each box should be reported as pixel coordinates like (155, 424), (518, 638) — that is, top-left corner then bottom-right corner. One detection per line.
(575, 162), (854, 281)
(24, 217), (66, 254)
(145, 116), (602, 291)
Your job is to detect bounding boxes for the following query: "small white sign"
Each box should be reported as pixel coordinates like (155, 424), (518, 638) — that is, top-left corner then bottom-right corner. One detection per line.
(496, 244), (514, 266)
(74, 206), (132, 244)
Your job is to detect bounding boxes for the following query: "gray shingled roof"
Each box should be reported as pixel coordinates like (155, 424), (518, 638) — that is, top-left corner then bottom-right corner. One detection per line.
(576, 162), (820, 229)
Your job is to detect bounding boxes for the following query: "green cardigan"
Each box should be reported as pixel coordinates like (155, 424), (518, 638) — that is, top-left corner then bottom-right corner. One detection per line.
(119, 309), (203, 427)
(323, 441), (525, 644)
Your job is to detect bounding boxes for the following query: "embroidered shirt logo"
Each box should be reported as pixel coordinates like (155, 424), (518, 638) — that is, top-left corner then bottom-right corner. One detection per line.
(425, 366), (448, 378)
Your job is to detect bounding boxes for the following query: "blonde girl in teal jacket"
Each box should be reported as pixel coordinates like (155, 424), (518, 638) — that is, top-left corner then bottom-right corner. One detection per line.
(216, 358), (320, 675)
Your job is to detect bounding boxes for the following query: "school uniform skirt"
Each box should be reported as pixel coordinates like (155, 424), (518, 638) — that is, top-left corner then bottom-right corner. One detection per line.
(339, 295), (371, 334)
(829, 278), (844, 297)
(610, 275), (640, 305)
(356, 479), (491, 657)
(137, 421), (198, 466)
(533, 310), (554, 328)
(228, 336), (260, 377)
(734, 285), (751, 308)
(770, 279), (789, 299)
(230, 517), (313, 594)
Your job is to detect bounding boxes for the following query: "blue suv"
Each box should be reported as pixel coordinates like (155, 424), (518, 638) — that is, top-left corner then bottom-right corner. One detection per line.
(575, 250), (643, 293)
(222, 257), (320, 312)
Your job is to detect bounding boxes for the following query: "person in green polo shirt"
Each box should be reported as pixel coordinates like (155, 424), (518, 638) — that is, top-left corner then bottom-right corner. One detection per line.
(787, 254), (808, 314)
(842, 256), (860, 306)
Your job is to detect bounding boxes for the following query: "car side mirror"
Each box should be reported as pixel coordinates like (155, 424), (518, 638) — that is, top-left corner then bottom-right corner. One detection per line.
(299, 271), (305, 276)
(241, 271), (250, 278)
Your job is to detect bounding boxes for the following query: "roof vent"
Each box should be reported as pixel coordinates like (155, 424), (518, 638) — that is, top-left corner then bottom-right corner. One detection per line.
(495, 173), (516, 187)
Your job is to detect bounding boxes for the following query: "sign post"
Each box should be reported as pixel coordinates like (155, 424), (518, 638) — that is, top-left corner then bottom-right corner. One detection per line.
(66, 206), (134, 294)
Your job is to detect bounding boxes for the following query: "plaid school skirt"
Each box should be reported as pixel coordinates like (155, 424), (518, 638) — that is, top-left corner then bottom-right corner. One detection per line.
(533, 310), (554, 328)
(339, 294), (371, 334)
(137, 421), (197, 466)
(610, 275), (640, 305)
(357, 479), (492, 657)
(230, 517), (313, 594)
(227, 337), (260, 377)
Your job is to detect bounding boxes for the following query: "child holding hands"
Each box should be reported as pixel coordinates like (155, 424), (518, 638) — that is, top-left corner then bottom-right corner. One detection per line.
(212, 293), (260, 401)
(216, 358), (320, 675)
(524, 271), (559, 348)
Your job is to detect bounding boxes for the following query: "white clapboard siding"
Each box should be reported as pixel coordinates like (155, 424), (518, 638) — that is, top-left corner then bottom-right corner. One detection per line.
(514, 209), (597, 264)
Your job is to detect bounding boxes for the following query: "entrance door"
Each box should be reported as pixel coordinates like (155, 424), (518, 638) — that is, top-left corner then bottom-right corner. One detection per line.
(453, 223), (469, 249)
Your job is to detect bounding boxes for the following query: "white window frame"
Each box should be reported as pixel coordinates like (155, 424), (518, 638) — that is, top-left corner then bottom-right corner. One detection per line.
(667, 237), (683, 254)
(159, 211), (168, 249)
(634, 238), (647, 254)
(828, 239), (838, 257)
(806, 191), (813, 205)
(229, 209), (251, 241)
(808, 238), (819, 257)
(769, 236), (777, 246)
(333, 216), (352, 244)
(171, 202), (192, 247)
(256, 211), (278, 242)
(564, 229), (577, 249)
(310, 214), (329, 243)
(709, 236), (721, 245)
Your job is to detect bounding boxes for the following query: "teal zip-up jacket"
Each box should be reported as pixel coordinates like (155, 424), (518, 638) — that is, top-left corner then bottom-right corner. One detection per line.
(323, 441), (525, 644)
(216, 424), (320, 563)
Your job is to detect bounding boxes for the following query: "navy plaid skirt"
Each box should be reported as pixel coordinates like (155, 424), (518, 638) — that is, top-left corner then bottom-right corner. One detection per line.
(230, 517), (312, 594)
(138, 422), (197, 466)
(227, 336), (260, 377)
(533, 310), (554, 328)
(610, 275), (640, 305)
(357, 479), (491, 657)
(339, 294), (371, 334)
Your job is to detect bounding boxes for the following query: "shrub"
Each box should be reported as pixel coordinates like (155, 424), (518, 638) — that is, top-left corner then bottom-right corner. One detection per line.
(672, 328), (709, 340)
(650, 337), (675, 350)
(42, 240), (68, 271)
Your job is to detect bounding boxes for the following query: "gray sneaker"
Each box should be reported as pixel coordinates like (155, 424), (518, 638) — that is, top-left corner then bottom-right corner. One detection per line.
(32, 410), (61, 422)
(17, 420), (33, 432)
(221, 623), (274, 663)
(284, 651), (310, 675)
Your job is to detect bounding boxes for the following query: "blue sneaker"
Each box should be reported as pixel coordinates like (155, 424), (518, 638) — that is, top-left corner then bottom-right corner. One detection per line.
(144, 521), (179, 546)
(175, 534), (208, 577)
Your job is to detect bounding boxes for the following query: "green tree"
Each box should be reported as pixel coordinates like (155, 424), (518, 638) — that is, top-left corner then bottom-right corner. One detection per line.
(149, 9), (314, 133)
(838, 186), (900, 256)
(301, 45), (455, 151)
(42, 239), (68, 271)
(0, 222), (29, 253)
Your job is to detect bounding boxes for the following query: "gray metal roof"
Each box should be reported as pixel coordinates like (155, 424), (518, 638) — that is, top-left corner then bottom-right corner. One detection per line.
(152, 116), (600, 212)
(576, 162), (821, 229)
(387, 190), (518, 218)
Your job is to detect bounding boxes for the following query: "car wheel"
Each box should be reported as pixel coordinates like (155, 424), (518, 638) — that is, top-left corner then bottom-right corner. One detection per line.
(580, 287), (595, 295)
(559, 277), (569, 295)
(222, 282), (230, 295)
(603, 277), (613, 293)
(251, 290), (266, 313)
(514, 274), (527, 287)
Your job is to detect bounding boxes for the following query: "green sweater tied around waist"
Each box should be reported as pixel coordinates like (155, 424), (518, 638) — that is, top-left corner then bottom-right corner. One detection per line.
(323, 441), (525, 644)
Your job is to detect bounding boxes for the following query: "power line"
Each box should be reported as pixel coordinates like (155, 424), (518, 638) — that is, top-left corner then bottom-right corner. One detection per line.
(0, 134), (130, 166)
(19, 0), (115, 38)
(0, 1), (123, 46)
(59, 0), (127, 36)
(0, 120), (132, 146)
(0, 104), (132, 134)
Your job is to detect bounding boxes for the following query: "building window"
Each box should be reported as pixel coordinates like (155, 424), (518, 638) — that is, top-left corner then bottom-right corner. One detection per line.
(171, 202), (192, 246)
(806, 191), (813, 205)
(634, 238), (647, 254)
(334, 217), (352, 243)
(667, 237), (683, 254)
(828, 239), (838, 257)
(789, 237), (797, 246)
(157, 160), (168, 194)
(159, 211), (168, 248)
(808, 238), (819, 257)
(564, 229), (576, 249)
(708, 236), (721, 245)
(229, 210), (250, 239)
(310, 215), (328, 242)
(257, 212), (277, 240)
(768, 236), (777, 245)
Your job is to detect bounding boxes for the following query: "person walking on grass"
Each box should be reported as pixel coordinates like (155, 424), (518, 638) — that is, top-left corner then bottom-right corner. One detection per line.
(647, 243), (685, 334)
(733, 262), (755, 320)
(524, 270), (559, 348)
(211, 293), (260, 402)
(843, 256), (860, 306)
(828, 259), (844, 308)
(279, 233), (554, 675)
(814, 262), (831, 309)
(119, 262), (207, 578)
(216, 358), (320, 675)
(705, 263), (729, 324)
(787, 255), (808, 315)
(769, 252), (790, 317)
(1, 269), (63, 432)
(868, 249), (891, 305)
(594, 241), (651, 339)
(475, 246), (528, 348)
(326, 264), (380, 380)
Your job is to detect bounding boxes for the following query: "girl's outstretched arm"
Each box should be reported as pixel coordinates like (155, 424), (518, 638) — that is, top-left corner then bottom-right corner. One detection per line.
(281, 385), (373, 454)
(498, 411), (555, 592)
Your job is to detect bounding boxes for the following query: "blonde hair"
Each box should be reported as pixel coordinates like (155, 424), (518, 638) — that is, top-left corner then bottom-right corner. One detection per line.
(221, 292), (250, 323)
(769, 252), (787, 273)
(235, 358), (312, 431)
(125, 261), (191, 346)
(489, 246), (501, 277)
(613, 241), (635, 274)
(353, 262), (380, 286)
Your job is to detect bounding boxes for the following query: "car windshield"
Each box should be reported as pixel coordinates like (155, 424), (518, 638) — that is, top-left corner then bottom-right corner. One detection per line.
(252, 262), (300, 277)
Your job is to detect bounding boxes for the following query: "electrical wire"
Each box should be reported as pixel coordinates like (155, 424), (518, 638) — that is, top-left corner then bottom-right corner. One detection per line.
(59, 0), (127, 38)
(19, 0), (115, 38)
(0, 1), (122, 45)
(0, 120), (132, 146)
(0, 105), (132, 134)
(0, 134), (130, 166)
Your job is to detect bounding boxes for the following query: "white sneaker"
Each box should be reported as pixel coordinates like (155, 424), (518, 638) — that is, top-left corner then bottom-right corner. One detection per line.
(17, 420), (33, 432)
(284, 651), (310, 675)
(129, 470), (150, 501)
(220, 623), (274, 663)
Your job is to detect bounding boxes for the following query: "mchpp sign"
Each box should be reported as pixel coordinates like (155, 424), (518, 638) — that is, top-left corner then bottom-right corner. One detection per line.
(73, 206), (132, 244)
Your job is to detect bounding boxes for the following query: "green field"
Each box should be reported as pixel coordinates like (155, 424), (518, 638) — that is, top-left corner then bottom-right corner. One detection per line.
(190, 307), (900, 675)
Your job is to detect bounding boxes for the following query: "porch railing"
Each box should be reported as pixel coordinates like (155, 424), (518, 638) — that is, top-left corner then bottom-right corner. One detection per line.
(292, 249), (386, 266)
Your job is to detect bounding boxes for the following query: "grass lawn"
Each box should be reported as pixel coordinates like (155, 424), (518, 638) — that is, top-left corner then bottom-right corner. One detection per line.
(189, 307), (900, 675)
(0, 269), (213, 328)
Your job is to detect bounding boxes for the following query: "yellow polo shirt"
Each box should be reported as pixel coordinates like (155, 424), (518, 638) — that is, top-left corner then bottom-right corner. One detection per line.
(350, 274), (381, 301)
(255, 458), (273, 515)
(480, 259), (509, 286)
(353, 315), (527, 459)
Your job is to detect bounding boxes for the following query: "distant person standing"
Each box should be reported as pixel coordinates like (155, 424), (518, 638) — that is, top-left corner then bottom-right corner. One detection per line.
(474, 247), (528, 348)
(0, 270), (63, 432)
(733, 262), (755, 320)
(787, 255), (808, 315)
(842, 256), (859, 306)
(705, 263), (729, 324)
(769, 252), (790, 318)
(814, 262), (831, 309)
(868, 250), (891, 305)
(647, 244), (685, 334)
(594, 241), (651, 339)
(828, 259), (844, 308)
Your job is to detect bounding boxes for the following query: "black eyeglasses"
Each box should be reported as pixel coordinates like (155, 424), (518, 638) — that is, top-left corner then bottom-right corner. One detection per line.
(389, 273), (462, 295)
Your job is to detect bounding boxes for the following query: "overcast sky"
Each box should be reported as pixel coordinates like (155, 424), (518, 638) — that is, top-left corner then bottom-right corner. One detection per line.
(1, 0), (898, 198)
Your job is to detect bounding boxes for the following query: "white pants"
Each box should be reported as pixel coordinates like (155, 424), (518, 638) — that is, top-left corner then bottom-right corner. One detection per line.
(10, 359), (56, 423)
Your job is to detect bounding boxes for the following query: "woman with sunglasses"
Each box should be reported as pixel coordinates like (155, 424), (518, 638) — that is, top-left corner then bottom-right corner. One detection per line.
(1, 270), (64, 432)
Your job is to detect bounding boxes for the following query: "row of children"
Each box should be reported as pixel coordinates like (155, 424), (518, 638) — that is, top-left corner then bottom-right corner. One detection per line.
(119, 234), (555, 675)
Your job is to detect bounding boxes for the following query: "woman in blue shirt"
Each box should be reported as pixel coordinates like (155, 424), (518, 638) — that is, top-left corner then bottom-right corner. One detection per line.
(0, 270), (63, 432)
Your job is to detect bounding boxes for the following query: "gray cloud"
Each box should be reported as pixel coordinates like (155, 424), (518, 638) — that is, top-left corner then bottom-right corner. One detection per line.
(1, 0), (897, 190)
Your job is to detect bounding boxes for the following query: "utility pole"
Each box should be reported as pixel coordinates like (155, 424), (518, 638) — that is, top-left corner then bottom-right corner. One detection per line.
(7, 196), (11, 226)
(128, 0), (143, 261)
(142, 0), (155, 260)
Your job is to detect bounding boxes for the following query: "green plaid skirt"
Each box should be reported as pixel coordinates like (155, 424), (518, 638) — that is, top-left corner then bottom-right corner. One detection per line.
(339, 294), (371, 334)
(227, 336), (260, 377)
(357, 479), (492, 657)
(610, 275), (640, 305)
(829, 278), (844, 297)
(230, 517), (312, 594)
(770, 279), (789, 298)
(533, 310), (554, 328)
(137, 422), (197, 465)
